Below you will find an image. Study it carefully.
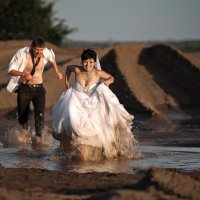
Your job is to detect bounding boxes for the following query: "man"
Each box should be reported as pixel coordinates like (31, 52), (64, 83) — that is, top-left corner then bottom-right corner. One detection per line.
(7, 36), (63, 140)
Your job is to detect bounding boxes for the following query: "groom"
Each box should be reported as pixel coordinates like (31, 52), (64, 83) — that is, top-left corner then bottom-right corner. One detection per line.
(7, 36), (63, 139)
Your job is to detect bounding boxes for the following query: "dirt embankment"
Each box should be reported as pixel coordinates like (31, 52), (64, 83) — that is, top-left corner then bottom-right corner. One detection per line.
(1, 40), (200, 119)
(101, 43), (200, 118)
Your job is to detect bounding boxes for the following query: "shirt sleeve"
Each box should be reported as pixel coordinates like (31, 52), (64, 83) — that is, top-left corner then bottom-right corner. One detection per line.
(43, 48), (55, 63)
(8, 49), (24, 73)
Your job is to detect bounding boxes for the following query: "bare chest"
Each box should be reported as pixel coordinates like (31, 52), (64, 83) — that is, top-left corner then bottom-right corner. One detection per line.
(24, 54), (44, 73)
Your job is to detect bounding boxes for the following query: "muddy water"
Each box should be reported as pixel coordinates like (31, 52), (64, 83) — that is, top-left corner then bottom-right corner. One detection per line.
(0, 115), (199, 174)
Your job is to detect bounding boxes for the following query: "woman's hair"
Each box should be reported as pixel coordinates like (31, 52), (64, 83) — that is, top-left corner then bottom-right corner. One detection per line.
(81, 49), (97, 61)
(31, 36), (45, 48)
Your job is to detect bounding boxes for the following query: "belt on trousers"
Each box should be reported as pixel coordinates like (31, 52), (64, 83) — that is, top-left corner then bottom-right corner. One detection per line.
(20, 83), (43, 88)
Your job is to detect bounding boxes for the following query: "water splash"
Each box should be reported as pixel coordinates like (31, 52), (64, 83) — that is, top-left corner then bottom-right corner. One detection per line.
(3, 126), (53, 148)
(51, 130), (141, 161)
(32, 128), (53, 147)
(4, 127), (33, 147)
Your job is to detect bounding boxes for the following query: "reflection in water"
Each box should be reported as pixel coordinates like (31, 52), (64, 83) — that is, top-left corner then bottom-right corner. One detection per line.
(134, 146), (200, 172)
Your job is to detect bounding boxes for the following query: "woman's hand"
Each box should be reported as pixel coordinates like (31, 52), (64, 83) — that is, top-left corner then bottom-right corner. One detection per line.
(65, 81), (70, 89)
(103, 80), (110, 86)
(104, 76), (114, 86)
(98, 70), (114, 86)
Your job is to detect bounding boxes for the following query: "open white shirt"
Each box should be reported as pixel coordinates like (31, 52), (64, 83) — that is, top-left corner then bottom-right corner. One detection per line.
(7, 47), (55, 92)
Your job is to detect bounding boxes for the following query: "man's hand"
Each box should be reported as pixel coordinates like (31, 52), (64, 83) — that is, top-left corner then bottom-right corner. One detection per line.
(57, 71), (63, 80)
(23, 73), (33, 81)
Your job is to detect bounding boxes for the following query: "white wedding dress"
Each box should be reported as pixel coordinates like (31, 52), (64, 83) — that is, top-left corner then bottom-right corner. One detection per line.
(52, 82), (136, 159)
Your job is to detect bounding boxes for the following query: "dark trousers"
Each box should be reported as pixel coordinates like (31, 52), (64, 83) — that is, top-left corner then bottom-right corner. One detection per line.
(17, 84), (46, 137)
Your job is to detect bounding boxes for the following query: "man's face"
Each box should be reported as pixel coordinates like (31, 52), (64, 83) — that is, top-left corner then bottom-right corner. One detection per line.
(33, 47), (44, 58)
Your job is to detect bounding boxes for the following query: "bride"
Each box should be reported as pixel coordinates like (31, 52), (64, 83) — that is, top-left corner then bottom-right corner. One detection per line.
(52, 49), (137, 160)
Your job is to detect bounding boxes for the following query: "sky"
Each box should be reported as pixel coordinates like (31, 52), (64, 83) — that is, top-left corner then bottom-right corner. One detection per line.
(51, 0), (200, 42)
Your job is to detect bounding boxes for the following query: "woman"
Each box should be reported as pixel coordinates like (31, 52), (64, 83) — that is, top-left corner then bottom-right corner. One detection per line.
(52, 49), (137, 160)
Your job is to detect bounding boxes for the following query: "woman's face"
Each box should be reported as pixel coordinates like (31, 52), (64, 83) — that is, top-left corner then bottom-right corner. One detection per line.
(82, 58), (95, 71)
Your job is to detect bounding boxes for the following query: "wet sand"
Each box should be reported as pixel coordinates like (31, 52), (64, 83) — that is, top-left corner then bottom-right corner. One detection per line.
(0, 166), (199, 200)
